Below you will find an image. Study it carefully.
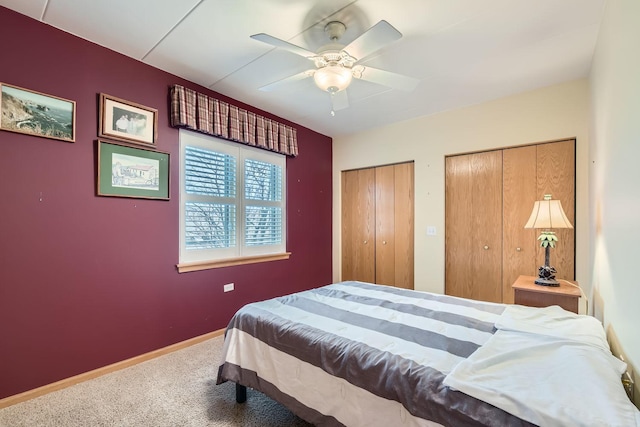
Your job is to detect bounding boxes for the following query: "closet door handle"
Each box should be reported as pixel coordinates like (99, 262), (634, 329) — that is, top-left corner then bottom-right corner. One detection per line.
(363, 240), (368, 244)
(516, 247), (522, 252)
(382, 241), (387, 245)
(483, 245), (489, 250)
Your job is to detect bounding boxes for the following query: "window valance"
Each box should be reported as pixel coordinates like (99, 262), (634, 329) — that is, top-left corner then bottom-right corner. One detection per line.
(170, 84), (298, 157)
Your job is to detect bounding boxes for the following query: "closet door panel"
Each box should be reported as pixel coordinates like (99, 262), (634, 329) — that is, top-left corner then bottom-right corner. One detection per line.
(375, 165), (396, 286)
(393, 162), (415, 289)
(536, 140), (575, 280)
(470, 151), (503, 303)
(445, 155), (474, 299)
(502, 146), (537, 304)
(341, 168), (376, 283)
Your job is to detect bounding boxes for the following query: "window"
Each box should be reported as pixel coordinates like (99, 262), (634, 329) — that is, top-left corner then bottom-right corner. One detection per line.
(179, 131), (287, 270)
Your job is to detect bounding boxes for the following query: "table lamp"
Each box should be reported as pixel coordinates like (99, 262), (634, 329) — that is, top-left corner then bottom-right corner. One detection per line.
(524, 194), (573, 286)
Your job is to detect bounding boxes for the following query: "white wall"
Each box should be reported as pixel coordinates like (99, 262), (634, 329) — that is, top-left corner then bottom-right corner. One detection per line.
(333, 79), (590, 296)
(589, 0), (640, 383)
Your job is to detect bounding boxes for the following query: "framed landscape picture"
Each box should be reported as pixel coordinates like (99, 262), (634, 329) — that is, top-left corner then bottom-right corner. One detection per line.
(97, 140), (170, 200)
(0, 83), (75, 142)
(98, 93), (158, 146)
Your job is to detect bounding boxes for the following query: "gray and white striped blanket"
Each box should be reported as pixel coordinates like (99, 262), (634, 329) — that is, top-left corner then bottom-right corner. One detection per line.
(217, 281), (535, 426)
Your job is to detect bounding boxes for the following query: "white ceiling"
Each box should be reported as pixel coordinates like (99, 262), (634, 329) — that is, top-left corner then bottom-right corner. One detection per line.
(1, 0), (605, 138)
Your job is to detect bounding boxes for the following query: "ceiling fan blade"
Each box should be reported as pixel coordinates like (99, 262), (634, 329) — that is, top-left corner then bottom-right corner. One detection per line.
(258, 70), (314, 91)
(330, 89), (349, 112)
(251, 33), (317, 58)
(355, 66), (419, 92)
(343, 20), (402, 61)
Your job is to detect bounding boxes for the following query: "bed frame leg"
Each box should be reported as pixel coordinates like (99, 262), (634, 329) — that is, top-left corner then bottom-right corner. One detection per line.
(236, 383), (247, 403)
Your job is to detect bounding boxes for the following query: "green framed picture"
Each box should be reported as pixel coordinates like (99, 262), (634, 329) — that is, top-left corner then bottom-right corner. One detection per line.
(97, 139), (170, 200)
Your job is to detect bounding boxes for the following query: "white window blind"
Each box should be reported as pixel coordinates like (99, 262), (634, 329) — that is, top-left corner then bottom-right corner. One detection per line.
(179, 131), (286, 264)
(245, 159), (282, 247)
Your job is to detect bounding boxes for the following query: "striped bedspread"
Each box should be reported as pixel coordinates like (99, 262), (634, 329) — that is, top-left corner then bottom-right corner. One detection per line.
(217, 281), (535, 426)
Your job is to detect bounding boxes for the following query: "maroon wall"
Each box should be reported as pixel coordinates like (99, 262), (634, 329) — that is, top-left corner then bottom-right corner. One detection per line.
(0, 7), (332, 399)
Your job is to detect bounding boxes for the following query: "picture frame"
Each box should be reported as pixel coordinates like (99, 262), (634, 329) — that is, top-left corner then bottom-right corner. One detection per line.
(97, 139), (170, 200)
(0, 82), (75, 142)
(98, 93), (158, 146)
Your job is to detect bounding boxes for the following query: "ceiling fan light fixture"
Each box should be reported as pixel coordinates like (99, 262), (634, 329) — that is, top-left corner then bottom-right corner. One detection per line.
(313, 65), (353, 93)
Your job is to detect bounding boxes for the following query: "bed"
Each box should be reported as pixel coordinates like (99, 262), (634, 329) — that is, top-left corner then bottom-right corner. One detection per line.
(216, 281), (640, 426)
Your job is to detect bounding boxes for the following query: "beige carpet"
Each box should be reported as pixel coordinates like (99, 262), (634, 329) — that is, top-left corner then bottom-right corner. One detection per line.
(0, 336), (313, 427)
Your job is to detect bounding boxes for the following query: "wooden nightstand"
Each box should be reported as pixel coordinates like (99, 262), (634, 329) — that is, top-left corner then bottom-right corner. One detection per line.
(512, 275), (581, 314)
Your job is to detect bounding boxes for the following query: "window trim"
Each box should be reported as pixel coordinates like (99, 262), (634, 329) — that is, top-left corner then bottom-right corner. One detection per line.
(177, 130), (288, 272)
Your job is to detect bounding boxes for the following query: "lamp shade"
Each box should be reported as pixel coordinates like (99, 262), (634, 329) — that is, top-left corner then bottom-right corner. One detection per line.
(313, 65), (353, 93)
(524, 195), (573, 229)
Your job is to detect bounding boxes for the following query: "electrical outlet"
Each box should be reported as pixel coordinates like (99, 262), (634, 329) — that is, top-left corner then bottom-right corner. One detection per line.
(427, 226), (437, 236)
(223, 283), (235, 292)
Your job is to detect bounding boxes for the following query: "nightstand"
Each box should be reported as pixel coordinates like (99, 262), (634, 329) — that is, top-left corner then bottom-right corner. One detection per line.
(512, 275), (581, 314)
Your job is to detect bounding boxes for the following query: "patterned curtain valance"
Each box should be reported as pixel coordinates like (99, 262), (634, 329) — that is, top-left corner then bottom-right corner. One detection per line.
(170, 84), (298, 157)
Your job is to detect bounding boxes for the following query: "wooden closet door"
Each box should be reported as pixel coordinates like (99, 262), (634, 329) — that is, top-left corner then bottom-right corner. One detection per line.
(342, 163), (414, 289)
(445, 154), (474, 299)
(503, 140), (576, 302)
(342, 168), (376, 283)
(375, 165), (396, 286)
(536, 140), (575, 280)
(393, 162), (414, 289)
(375, 163), (415, 289)
(446, 151), (502, 302)
(470, 151), (503, 302)
(502, 146), (538, 304)
(447, 140), (575, 304)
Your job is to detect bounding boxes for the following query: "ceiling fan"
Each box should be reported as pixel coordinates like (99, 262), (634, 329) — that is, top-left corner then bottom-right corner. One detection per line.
(251, 20), (419, 115)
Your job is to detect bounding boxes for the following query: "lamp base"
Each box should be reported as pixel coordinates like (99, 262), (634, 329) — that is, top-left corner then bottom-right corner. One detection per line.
(536, 265), (559, 287)
(534, 277), (560, 287)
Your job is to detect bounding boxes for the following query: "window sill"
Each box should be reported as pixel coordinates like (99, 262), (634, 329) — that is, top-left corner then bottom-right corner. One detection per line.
(177, 252), (291, 273)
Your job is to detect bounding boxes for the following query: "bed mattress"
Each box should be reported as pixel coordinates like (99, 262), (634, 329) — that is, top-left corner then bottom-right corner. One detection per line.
(217, 281), (535, 426)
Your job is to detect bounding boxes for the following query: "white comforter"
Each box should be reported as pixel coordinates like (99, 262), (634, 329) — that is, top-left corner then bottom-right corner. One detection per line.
(443, 305), (640, 427)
